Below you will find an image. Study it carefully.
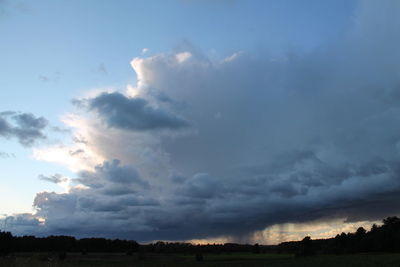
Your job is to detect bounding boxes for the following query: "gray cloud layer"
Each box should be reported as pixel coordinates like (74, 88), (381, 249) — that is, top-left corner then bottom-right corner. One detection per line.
(4, 0), (400, 243)
(87, 92), (189, 131)
(0, 111), (48, 146)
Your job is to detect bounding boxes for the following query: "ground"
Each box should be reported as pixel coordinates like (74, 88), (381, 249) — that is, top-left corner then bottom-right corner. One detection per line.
(1, 253), (400, 267)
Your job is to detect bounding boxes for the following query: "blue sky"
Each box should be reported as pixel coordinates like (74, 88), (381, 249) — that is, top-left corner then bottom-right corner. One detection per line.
(1, 0), (356, 116)
(3, 0), (400, 244)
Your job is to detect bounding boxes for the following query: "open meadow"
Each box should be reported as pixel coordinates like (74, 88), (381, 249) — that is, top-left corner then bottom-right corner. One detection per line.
(1, 253), (400, 267)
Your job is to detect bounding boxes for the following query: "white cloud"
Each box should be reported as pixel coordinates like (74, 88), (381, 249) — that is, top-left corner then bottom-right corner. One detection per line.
(175, 51), (192, 63)
(222, 51), (243, 62)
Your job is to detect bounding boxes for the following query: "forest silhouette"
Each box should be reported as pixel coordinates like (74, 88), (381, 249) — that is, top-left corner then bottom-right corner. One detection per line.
(1, 216), (400, 258)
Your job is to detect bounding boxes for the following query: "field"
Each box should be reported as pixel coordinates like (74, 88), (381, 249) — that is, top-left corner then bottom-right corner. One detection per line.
(1, 253), (400, 267)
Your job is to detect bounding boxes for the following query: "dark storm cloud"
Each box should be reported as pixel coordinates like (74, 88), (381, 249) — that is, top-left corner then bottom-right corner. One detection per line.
(4, 214), (41, 227)
(8, 152), (400, 241)
(5, 0), (400, 243)
(0, 111), (48, 146)
(13, 160), (160, 238)
(76, 159), (149, 188)
(87, 92), (189, 131)
(178, 173), (223, 198)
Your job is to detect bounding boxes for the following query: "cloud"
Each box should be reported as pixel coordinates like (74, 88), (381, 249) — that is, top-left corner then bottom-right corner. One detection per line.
(0, 111), (48, 146)
(38, 72), (61, 83)
(38, 174), (68, 184)
(0, 151), (15, 158)
(0, 0), (31, 17)
(76, 159), (149, 188)
(97, 63), (107, 74)
(51, 126), (71, 134)
(178, 173), (223, 198)
(85, 92), (189, 131)
(38, 75), (49, 82)
(11, 160), (159, 238)
(6, 0), (400, 243)
(0, 0), (12, 17)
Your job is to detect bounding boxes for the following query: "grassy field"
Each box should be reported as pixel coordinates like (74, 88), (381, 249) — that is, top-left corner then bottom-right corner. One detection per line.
(1, 252), (400, 267)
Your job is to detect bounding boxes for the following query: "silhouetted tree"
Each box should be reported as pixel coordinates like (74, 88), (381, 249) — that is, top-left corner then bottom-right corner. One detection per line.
(0, 231), (14, 256)
(296, 236), (315, 257)
(252, 243), (261, 254)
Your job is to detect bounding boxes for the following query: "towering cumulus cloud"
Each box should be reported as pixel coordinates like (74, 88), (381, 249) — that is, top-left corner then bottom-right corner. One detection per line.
(5, 0), (400, 243)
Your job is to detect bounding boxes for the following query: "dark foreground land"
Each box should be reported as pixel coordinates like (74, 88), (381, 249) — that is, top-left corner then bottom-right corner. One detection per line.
(1, 253), (400, 267)
(2, 216), (400, 266)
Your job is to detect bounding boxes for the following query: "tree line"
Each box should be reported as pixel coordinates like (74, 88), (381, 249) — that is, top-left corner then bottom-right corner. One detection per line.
(1, 216), (400, 256)
(278, 216), (400, 256)
(0, 233), (271, 256)
(0, 234), (139, 255)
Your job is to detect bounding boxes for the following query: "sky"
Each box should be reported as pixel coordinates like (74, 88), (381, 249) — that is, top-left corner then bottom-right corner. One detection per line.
(1, 0), (400, 244)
